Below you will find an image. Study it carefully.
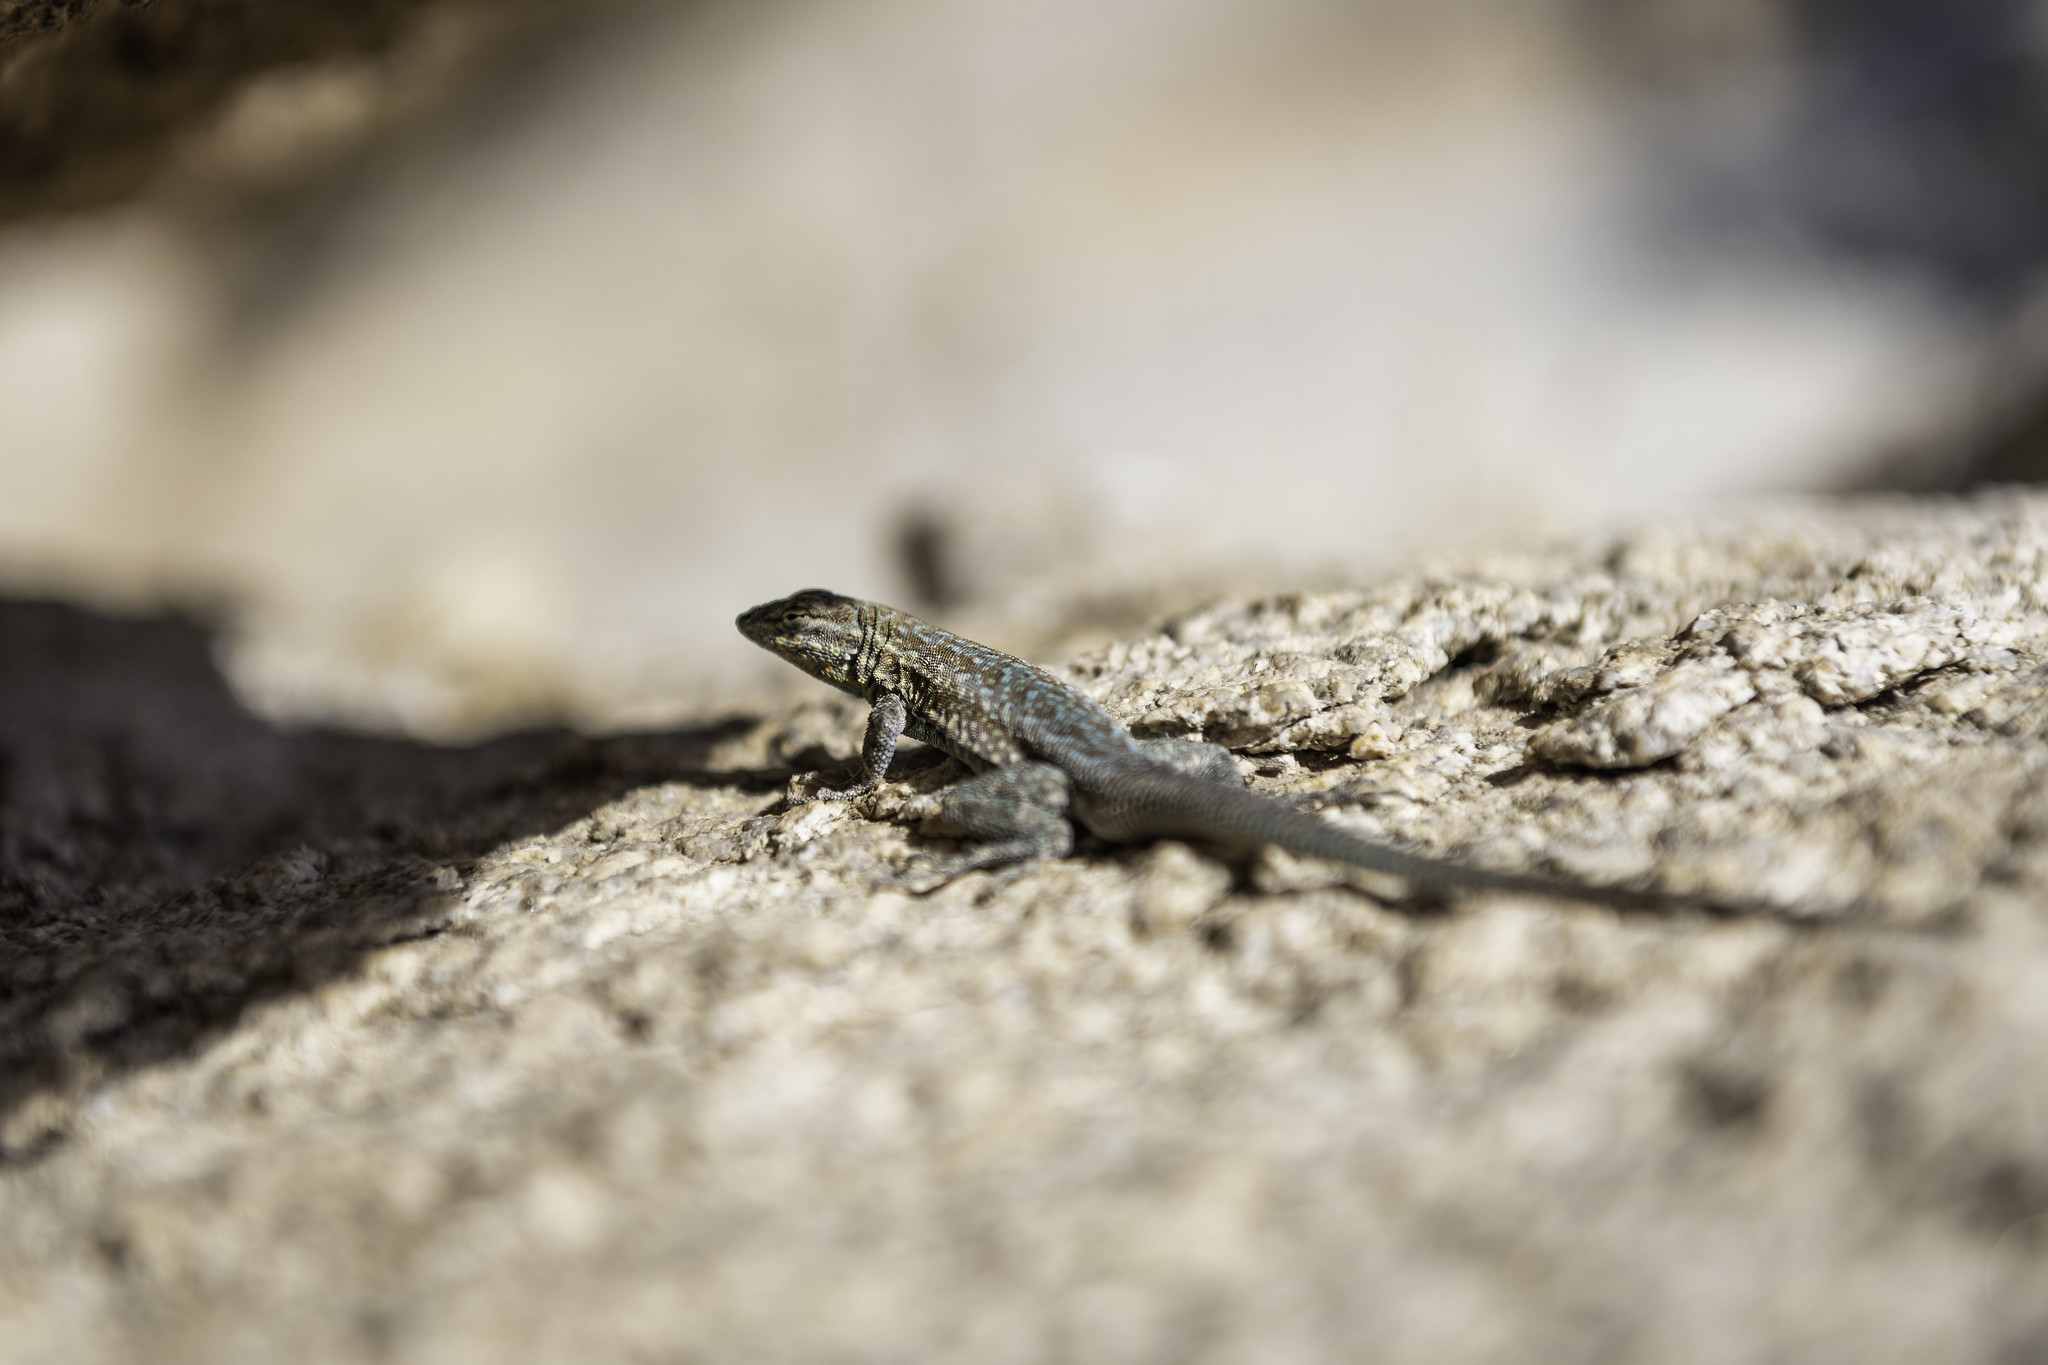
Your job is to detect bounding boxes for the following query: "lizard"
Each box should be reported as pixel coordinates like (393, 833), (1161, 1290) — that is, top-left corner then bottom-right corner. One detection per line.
(736, 588), (1736, 911)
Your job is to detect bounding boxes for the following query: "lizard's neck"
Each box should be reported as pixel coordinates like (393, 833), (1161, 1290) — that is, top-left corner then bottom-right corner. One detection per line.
(851, 601), (902, 699)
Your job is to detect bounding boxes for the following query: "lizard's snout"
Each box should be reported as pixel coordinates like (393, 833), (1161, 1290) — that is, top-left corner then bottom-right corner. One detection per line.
(735, 600), (786, 645)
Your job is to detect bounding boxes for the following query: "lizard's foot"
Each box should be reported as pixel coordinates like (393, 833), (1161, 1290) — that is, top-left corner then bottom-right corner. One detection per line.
(892, 859), (1038, 896)
(786, 777), (878, 807)
(891, 841), (1054, 894)
(1296, 780), (1397, 811)
(813, 782), (878, 802)
(889, 858), (970, 895)
(895, 761), (1076, 892)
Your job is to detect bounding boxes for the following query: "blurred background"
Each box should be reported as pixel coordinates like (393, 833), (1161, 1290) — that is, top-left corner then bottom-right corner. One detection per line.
(1, 0), (2045, 737)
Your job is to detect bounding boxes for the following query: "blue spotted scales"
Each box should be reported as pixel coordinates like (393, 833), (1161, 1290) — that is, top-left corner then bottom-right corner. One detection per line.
(738, 588), (1733, 910)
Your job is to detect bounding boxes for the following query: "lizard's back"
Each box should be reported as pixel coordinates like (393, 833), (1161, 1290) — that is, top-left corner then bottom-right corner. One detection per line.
(879, 614), (1144, 774)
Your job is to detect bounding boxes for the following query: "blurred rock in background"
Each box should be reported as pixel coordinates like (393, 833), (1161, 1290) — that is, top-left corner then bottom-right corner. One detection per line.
(1592, 0), (2048, 487)
(0, 0), (2039, 736)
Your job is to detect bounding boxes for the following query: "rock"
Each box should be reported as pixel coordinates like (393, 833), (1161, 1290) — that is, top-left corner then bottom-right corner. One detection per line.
(1529, 657), (1756, 768)
(0, 0), (581, 220)
(4, 494), (2048, 1363)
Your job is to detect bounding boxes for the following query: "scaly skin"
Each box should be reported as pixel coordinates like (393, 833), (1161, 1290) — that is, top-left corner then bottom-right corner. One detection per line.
(737, 588), (1730, 909)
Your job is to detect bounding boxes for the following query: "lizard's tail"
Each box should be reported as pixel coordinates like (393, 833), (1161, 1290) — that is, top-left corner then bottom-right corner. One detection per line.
(1089, 764), (1689, 912)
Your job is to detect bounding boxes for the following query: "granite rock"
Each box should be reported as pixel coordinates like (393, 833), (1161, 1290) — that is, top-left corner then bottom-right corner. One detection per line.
(4, 494), (2048, 1363)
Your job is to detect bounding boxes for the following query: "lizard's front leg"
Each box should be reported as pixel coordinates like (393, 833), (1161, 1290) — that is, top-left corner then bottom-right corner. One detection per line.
(796, 693), (907, 803)
(902, 760), (1074, 887)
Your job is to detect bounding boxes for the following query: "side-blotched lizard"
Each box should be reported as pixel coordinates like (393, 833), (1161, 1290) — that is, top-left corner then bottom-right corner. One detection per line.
(738, 588), (1729, 909)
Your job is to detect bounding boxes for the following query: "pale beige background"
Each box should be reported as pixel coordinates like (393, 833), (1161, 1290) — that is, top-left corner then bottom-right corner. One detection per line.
(0, 0), (1982, 735)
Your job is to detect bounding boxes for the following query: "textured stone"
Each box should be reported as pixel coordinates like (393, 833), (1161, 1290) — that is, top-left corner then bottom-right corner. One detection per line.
(1529, 658), (1756, 768)
(5, 494), (2048, 1363)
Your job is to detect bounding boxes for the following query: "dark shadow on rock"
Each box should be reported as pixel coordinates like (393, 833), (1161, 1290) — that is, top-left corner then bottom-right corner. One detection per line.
(0, 597), (763, 1141)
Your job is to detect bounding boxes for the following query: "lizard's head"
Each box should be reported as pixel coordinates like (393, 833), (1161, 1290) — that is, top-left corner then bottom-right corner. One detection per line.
(736, 588), (871, 693)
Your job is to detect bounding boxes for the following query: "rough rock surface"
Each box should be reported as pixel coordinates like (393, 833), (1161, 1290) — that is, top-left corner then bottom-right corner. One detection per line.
(6, 494), (2048, 1363)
